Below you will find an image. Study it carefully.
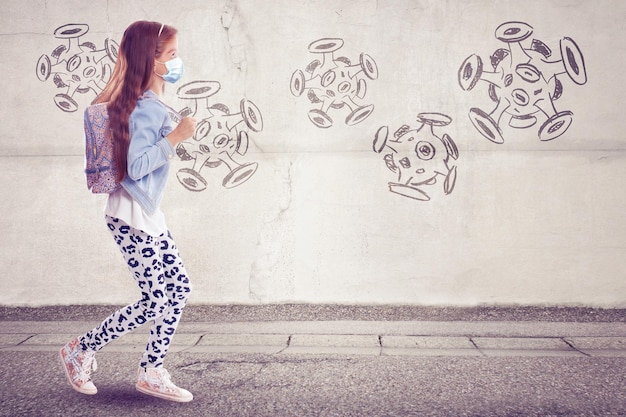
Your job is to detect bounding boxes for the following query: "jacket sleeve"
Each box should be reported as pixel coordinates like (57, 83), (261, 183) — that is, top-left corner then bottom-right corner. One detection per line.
(126, 99), (175, 180)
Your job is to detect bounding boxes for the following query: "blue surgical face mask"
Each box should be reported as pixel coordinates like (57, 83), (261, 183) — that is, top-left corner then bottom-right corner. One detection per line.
(156, 57), (184, 83)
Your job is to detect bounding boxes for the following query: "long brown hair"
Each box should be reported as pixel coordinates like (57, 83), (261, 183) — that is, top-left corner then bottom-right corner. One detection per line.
(93, 21), (178, 182)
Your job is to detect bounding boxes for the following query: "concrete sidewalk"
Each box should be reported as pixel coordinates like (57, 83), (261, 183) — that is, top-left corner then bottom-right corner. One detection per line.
(2, 319), (625, 357)
(2, 307), (626, 416)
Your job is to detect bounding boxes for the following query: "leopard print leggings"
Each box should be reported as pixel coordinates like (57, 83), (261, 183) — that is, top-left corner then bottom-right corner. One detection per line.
(79, 216), (192, 368)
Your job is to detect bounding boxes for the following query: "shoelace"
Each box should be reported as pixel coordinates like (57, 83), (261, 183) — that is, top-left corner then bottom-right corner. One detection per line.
(66, 347), (97, 382)
(146, 369), (178, 393)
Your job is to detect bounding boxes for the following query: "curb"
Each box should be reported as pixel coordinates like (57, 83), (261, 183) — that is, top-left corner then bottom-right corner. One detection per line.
(1, 320), (625, 357)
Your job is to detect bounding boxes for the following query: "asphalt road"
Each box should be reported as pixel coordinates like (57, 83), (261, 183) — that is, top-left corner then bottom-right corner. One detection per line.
(2, 350), (625, 416)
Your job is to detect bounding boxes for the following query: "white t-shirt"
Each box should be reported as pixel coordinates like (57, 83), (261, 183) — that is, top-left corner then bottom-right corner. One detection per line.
(105, 187), (168, 237)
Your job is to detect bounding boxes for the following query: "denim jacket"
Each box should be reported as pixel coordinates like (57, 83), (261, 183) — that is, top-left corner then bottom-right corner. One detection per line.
(121, 90), (175, 215)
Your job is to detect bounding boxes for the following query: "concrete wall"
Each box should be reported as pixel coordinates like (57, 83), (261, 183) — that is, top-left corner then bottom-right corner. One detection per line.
(1, 0), (625, 307)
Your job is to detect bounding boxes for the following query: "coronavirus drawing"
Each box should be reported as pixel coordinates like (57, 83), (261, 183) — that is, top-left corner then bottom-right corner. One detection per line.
(373, 113), (459, 201)
(174, 81), (263, 192)
(458, 21), (587, 143)
(36, 24), (118, 112)
(290, 38), (378, 128)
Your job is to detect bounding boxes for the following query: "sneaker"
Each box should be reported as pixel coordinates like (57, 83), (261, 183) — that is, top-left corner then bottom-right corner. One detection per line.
(59, 338), (98, 395)
(135, 367), (193, 402)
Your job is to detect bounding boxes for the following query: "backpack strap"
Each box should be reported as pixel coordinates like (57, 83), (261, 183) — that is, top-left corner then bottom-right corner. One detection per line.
(139, 92), (183, 123)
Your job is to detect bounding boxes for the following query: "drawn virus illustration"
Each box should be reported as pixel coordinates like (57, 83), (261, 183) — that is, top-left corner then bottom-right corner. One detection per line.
(373, 113), (459, 201)
(174, 81), (263, 192)
(290, 38), (378, 128)
(36, 24), (118, 112)
(458, 21), (587, 143)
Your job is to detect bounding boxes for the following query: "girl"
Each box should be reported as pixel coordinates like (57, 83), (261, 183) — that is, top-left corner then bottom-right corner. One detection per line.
(60, 21), (197, 403)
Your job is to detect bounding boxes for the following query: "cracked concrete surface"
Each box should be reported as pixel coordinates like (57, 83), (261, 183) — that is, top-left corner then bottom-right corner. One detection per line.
(221, 0), (251, 75)
(248, 160), (295, 302)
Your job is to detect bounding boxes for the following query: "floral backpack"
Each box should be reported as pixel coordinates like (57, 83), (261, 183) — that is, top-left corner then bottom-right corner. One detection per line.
(83, 102), (121, 194)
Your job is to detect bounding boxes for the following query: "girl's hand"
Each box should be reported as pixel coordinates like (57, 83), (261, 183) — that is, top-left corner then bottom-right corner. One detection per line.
(166, 117), (197, 146)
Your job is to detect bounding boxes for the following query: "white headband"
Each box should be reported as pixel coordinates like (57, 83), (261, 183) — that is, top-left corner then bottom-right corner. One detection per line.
(158, 23), (164, 37)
